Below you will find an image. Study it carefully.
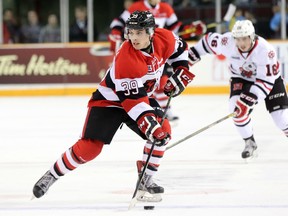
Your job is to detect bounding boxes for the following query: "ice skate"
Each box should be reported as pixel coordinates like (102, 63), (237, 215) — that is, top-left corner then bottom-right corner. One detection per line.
(136, 160), (163, 202)
(165, 108), (179, 128)
(32, 171), (57, 198)
(166, 108), (179, 122)
(242, 137), (257, 159)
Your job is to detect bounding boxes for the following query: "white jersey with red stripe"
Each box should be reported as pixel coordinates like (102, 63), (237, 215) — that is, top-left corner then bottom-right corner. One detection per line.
(194, 32), (280, 100)
(110, 0), (181, 34)
(89, 28), (188, 121)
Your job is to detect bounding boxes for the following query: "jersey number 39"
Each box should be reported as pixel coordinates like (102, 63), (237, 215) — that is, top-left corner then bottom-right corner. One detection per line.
(121, 80), (139, 96)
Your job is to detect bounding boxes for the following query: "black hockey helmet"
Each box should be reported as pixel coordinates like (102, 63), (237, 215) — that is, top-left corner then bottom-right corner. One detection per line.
(125, 10), (155, 30)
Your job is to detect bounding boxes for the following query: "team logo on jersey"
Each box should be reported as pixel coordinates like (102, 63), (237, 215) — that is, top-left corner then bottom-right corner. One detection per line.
(239, 62), (257, 78)
(221, 37), (228, 46)
(233, 83), (243, 91)
(268, 50), (275, 59)
(144, 79), (157, 93)
(158, 58), (164, 66)
(149, 57), (164, 72)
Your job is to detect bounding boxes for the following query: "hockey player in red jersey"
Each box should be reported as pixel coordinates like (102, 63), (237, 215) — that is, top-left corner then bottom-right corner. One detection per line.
(32, 11), (194, 202)
(109, 0), (206, 121)
(109, 0), (206, 51)
(188, 20), (288, 159)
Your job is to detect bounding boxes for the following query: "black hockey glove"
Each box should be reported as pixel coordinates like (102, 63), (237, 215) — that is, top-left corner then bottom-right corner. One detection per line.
(164, 66), (195, 97)
(137, 113), (170, 146)
(188, 47), (201, 66)
(234, 92), (257, 119)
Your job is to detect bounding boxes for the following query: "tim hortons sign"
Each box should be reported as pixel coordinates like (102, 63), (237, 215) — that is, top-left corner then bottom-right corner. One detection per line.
(0, 45), (113, 84)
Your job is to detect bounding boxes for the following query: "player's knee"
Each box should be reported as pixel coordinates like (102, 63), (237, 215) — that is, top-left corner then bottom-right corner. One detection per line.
(229, 95), (238, 113)
(72, 139), (104, 162)
(271, 109), (288, 130)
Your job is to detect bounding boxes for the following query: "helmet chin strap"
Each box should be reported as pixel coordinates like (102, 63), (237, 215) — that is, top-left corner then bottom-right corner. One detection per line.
(141, 40), (153, 53)
(140, 34), (154, 53)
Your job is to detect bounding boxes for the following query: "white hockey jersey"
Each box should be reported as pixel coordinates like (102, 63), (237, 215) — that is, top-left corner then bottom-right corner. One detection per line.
(193, 32), (280, 100)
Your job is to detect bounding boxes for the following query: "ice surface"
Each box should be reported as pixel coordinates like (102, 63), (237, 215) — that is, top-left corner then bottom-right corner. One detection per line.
(1, 95), (288, 216)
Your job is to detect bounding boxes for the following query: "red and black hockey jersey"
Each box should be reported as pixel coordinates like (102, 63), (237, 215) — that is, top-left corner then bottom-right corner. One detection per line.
(89, 28), (188, 121)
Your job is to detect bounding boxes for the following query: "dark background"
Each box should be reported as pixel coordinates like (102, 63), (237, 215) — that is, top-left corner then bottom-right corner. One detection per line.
(3, 0), (276, 41)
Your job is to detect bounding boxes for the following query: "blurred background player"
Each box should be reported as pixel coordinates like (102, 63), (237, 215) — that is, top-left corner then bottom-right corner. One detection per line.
(109, 0), (206, 122)
(188, 20), (288, 159)
(32, 11), (194, 202)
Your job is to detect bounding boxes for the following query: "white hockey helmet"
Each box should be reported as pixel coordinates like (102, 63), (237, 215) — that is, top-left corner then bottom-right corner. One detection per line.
(232, 20), (255, 41)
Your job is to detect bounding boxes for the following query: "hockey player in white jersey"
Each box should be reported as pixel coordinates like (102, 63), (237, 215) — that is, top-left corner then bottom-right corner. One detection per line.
(187, 20), (288, 159)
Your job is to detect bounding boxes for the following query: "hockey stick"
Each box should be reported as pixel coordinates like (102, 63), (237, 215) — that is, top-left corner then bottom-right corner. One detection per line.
(128, 94), (173, 210)
(166, 112), (235, 150)
(178, 3), (236, 36)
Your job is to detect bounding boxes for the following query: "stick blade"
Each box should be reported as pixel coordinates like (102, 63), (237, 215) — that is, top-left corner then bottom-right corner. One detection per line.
(128, 197), (138, 210)
(223, 4), (236, 21)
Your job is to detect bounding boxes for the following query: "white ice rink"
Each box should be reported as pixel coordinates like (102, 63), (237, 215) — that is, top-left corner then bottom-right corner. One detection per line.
(1, 94), (288, 216)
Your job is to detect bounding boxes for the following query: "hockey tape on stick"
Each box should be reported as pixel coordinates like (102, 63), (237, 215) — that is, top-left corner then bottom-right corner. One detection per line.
(223, 4), (237, 22)
(178, 4), (236, 36)
(128, 94), (173, 210)
(166, 112), (236, 150)
(206, 4), (237, 28)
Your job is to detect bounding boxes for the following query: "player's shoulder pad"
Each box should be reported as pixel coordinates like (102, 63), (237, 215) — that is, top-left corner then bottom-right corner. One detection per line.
(128, 1), (146, 13)
(206, 32), (234, 48)
(257, 36), (275, 51)
(115, 41), (147, 79)
(220, 32), (234, 45)
(159, 2), (175, 14)
(254, 37), (277, 61)
(153, 28), (176, 56)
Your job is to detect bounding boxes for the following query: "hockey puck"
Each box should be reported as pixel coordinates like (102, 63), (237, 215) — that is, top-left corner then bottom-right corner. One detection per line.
(144, 206), (155, 210)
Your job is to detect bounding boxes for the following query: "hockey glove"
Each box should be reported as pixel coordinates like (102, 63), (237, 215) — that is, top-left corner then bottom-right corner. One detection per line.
(108, 29), (122, 52)
(180, 20), (207, 39)
(188, 47), (201, 66)
(137, 114), (170, 146)
(164, 67), (195, 97)
(234, 92), (258, 119)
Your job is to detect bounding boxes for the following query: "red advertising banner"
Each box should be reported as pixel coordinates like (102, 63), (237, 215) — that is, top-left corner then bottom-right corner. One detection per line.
(0, 43), (114, 84)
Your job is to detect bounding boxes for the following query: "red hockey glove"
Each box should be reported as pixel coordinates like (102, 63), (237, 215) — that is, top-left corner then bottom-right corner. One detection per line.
(108, 29), (122, 52)
(180, 20), (207, 39)
(188, 47), (201, 66)
(234, 92), (257, 119)
(164, 67), (195, 97)
(137, 114), (170, 146)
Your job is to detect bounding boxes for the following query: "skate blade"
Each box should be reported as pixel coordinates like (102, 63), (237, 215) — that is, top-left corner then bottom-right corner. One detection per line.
(244, 149), (258, 163)
(136, 190), (162, 202)
(128, 190), (162, 210)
